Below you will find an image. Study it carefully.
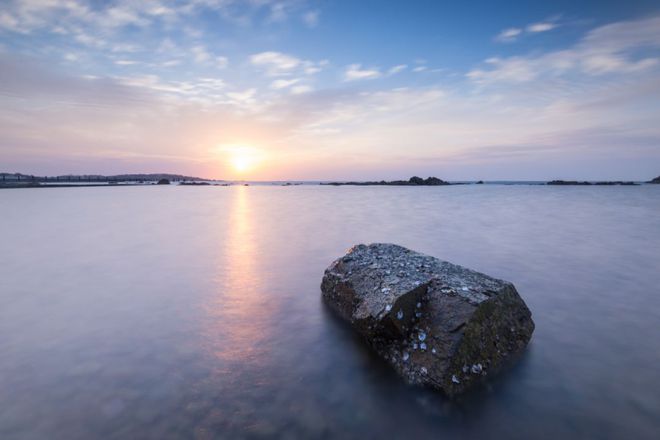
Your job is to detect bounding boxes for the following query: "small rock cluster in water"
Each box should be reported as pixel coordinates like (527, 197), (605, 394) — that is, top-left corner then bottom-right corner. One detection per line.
(321, 243), (535, 396)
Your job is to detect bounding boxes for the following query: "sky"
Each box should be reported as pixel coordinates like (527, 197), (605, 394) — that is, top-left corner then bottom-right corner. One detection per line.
(1, 0), (660, 180)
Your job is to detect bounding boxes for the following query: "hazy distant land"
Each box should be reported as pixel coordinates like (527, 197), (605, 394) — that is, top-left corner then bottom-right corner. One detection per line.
(0, 173), (212, 188)
(1, 172), (659, 189)
(0, 172), (208, 182)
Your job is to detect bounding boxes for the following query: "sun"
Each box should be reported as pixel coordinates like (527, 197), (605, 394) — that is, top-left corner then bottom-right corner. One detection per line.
(231, 154), (252, 172)
(218, 144), (263, 174)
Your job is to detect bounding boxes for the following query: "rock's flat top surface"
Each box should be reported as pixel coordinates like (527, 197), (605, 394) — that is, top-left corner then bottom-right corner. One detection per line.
(327, 243), (510, 311)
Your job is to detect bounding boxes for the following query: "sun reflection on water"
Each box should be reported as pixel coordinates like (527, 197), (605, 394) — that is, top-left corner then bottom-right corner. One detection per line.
(204, 186), (273, 367)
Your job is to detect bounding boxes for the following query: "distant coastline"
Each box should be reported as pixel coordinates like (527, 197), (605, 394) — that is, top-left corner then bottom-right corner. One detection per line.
(0, 172), (214, 189)
(0, 172), (209, 183)
(319, 176), (657, 186)
(1, 172), (658, 189)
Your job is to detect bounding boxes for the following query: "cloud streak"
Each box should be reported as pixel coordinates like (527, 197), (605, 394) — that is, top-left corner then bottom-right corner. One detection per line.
(496, 17), (560, 42)
(472, 16), (660, 83)
(344, 64), (381, 81)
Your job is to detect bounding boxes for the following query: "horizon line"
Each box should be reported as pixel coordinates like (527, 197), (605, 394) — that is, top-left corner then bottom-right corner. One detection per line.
(1, 171), (657, 183)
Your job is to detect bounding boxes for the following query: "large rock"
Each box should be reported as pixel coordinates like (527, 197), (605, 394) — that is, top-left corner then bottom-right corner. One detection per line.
(321, 243), (535, 396)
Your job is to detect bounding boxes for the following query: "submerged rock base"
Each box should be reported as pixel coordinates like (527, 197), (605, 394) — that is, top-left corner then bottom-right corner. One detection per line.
(321, 243), (535, 396)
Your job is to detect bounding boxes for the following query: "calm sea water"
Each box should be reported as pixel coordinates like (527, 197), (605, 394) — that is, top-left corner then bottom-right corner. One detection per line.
(1, 185), (659, 439)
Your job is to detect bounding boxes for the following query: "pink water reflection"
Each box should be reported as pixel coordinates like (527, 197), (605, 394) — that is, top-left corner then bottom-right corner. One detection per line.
(203, 186), (275, 368)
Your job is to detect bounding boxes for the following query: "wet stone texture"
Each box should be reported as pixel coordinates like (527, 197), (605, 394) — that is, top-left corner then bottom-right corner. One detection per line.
(321, 243), (535, 396)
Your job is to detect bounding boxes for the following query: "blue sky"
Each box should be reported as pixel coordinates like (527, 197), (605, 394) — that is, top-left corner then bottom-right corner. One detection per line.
(1, 0), (659, 180)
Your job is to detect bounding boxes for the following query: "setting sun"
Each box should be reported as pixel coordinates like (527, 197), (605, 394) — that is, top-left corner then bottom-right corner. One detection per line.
(231, 155), (252, 172)
(218, 144), (264, 175)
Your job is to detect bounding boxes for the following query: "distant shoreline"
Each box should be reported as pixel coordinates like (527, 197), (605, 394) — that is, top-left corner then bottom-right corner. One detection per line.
(0, 182), (159, 189)
(1, 173), (658, 189)
(1, 180), (657, 190)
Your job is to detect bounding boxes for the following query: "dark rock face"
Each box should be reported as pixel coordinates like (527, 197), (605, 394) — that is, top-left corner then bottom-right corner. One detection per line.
(157, 178), (171, 185)
(408, 176), (447, 185)
(321, 243), (535, 396)
(649, 176), (660, 184)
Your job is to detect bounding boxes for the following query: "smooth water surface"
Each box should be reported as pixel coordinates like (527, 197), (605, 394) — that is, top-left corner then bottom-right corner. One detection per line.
(1, 184), (659, 439)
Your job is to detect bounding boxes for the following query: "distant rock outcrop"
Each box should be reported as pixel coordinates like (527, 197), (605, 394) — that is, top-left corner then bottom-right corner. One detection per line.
(547, 180), (638, 186)
(547, 180), (592, 185)
(157, 178), (170, 185)
(649, 176), (660, 184)
(321, 243), (535, 396)
(322, 176), (450, 186)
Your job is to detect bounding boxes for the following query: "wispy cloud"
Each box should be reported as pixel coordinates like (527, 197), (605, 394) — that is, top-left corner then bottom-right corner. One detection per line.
(268, 3), (288, 23)
(473, 16), (660, 83)
(270, 78), (300, 89)
(302, 10), (320, 28)
(250, 51), (323, 77)
(495, 27), (522, 42)
(496, 17), (560, 42)
(192, 45), (211, 63)
(226, 88), (257, 104)
(290, 84), (312, 94)
(344, 64), (381, 81)
(251, 51), (301, 75)
(527, 22), (558, 33)
(387, 64), (407, 75)
(190, 45), (229, 69)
